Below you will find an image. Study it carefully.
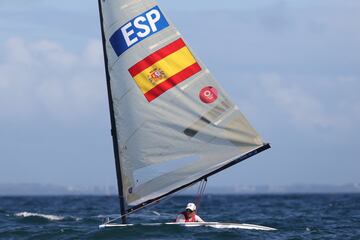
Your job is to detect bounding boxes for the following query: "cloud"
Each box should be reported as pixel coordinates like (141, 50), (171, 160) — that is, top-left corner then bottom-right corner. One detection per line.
(254, 73), (359, 134)
(0, 38), (106, 122)
(222, 70), (359, 138)
(259, 74), (335, 128)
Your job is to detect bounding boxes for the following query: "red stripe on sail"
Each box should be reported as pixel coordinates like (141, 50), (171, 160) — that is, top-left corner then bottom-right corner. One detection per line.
(144, 63), (202, 102)
(129, 38), (186, 77)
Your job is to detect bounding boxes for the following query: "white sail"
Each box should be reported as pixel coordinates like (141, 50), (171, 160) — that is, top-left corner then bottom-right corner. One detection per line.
(99, 0), (268, 211)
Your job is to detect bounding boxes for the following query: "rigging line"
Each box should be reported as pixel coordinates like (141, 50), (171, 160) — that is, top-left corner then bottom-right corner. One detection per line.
(195, 179), (203, 200)
(194, 182), (202, 207)
(194, 178), (207, 213)
(197, 180), (206, 212)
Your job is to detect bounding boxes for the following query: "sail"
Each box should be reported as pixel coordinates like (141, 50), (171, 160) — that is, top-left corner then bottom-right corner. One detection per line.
(99, 0), (269, 212)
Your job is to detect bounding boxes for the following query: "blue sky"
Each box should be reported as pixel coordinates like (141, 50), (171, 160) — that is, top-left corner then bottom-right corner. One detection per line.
(0, 0), (359, 189)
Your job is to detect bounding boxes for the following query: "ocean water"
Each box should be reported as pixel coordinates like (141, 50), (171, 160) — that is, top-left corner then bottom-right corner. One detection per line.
(0, 194), (359, 239)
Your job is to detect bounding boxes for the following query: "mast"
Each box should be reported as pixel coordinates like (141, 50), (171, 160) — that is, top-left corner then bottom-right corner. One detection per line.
(97, 0), (127, 224)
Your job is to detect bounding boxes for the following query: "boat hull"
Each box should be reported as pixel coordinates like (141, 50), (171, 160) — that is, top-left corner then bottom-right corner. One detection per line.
(99, 222), (277, 231)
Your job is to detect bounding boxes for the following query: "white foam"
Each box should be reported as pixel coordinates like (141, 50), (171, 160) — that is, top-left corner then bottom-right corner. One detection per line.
(15, 212), (64, 221)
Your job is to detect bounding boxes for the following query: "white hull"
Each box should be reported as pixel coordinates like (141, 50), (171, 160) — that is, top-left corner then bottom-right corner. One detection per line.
(99, 222), (277, 231)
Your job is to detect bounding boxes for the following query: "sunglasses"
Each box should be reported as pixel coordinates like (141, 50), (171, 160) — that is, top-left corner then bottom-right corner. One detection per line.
(186, 209), (194, 213)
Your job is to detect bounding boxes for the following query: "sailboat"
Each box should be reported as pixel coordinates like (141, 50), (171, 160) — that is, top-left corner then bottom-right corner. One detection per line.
(97, 0), (274, 231)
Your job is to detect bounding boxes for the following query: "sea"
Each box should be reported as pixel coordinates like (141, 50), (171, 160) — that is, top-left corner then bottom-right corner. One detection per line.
(0, 194), (359, 239)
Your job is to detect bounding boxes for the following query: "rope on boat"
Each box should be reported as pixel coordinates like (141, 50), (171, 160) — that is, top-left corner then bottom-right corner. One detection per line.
(194, 178), (207, 213)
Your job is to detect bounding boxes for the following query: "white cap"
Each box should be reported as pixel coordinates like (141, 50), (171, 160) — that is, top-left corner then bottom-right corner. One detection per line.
(186, 203), (196, 211)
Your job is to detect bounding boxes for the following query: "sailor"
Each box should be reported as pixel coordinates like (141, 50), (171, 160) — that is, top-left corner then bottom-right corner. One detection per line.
(175, 203), (204, 223)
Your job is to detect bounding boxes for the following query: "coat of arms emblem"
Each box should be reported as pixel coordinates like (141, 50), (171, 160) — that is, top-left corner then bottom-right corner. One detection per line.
(148, 68), (166, 85)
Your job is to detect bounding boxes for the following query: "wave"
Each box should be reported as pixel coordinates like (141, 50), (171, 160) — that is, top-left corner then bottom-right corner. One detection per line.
(15, 212), (81, 221)
(15, 212), (64, 221)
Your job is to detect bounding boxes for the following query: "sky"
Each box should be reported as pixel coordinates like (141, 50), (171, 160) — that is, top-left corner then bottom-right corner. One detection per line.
(0, 0), (359, 189)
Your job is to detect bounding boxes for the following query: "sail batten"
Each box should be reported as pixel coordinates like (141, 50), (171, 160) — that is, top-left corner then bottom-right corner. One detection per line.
(99, 0), (270, 216)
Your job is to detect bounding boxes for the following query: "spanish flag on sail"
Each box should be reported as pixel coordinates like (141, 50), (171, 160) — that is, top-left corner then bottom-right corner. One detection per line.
(129, 38), (201, 102)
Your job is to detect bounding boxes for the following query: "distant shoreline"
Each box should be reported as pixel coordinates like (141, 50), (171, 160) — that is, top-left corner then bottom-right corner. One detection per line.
(1, 193), (360, 197)
(0, 183), (359, 196)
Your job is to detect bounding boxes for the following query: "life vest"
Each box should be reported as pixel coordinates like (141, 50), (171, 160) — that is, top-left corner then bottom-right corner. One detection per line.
(181, 211), (196, 222)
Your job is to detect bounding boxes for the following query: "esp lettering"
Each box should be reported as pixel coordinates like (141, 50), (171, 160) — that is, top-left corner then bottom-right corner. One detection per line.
(110, 6), (169, 57)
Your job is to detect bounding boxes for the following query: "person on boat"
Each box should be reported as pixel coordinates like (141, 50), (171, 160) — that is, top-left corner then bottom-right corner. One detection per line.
(175, 203), (204, 222)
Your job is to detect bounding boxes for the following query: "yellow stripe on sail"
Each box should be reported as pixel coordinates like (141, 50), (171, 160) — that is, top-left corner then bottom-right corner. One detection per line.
(133, 46), (197, 94)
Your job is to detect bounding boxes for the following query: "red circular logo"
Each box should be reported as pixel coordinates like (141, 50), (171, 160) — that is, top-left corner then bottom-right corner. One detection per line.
(199, 86), (218, 104)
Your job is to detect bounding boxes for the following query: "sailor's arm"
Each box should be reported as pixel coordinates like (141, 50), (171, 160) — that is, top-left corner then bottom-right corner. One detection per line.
(175, 214), (185, 222)
(195, 215), (204, 222)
